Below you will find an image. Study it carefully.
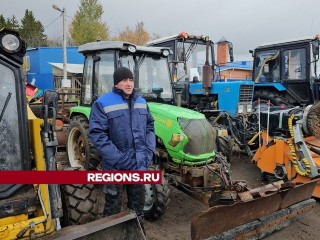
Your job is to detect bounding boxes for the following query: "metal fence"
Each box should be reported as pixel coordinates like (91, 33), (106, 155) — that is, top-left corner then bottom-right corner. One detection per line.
(53, 76), (82, 102)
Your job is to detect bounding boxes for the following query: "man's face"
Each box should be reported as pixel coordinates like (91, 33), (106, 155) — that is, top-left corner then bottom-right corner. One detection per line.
(115, 78), (134, 97)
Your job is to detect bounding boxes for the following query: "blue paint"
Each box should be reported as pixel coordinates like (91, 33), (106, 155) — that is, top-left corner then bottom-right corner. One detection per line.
(189, 80), (254, 116)
(26, 47), (84, 90)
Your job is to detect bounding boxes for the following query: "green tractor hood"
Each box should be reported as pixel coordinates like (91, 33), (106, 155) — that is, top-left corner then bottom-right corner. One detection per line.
(148, 102), (216, 165)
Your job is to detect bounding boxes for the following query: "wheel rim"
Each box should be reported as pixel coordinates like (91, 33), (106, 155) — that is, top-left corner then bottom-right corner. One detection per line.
(144, 184), (155, 211)
(67, 127), (86, 169)
(76, 135), (86, 163)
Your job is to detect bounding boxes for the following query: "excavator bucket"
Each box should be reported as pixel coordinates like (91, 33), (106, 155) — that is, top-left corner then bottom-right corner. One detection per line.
(191, 180), (317, 240)
(47, 211), (146, 240)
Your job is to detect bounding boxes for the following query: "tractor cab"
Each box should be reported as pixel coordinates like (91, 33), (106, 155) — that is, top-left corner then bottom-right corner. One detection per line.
(252, 36), (320, 106)
(78, 41), (173, 106)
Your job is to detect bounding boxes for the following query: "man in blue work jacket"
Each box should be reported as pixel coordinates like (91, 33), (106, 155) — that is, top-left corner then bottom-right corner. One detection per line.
(89, 67), (156, 228)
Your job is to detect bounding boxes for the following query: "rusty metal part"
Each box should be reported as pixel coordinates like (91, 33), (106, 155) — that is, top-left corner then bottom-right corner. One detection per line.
(47, 211), (146, 240)
(75, 134), (86, 164)
(212, 198), (316, 240)
(56, 125), (67, 147)
(305, 101), (320, 139)
(191, 180), (317, 240)
(238, 181), (283, 201)
(202, 42), (212, 91)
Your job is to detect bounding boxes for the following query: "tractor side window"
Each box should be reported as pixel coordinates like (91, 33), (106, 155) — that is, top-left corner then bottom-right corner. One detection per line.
(282, 48), (306, 80)
(120, 55), (134, 74)
(176, 42), (211, 83)
(95, 52), (115, 96)
(82, 55), (93, 105)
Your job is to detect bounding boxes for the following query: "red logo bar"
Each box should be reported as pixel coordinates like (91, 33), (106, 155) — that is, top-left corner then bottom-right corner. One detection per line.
(0, 171), (162, 184)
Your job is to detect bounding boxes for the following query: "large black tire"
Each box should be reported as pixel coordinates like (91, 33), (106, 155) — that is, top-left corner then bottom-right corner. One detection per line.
(66, 115), (101, 170)
(144, 172), (170, 221)
(61, 184), (104, 226)
(216, 135), (234, 162)
(253, 90), (291, 111)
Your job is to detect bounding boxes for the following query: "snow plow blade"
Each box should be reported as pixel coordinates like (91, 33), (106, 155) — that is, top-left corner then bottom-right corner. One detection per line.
(47, 211), (146, 240)
(191, 180), (317, 240)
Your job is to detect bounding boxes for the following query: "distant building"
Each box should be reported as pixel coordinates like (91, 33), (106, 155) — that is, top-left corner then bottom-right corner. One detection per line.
(26, 47), (84, 90)
(216, 38), (252, 81)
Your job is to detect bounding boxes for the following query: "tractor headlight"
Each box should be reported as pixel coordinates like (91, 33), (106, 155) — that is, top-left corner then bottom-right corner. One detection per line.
(168, 133), (184, 147)
(247, 104), (252, 113)
(127, 45), (137, 53)
(0, 33), (21, 53)
(238, 105), (244, 114)
(162, 49), (170, 57)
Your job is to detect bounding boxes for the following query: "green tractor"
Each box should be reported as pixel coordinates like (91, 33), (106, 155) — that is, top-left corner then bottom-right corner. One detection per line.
(66, 41), (232, 220)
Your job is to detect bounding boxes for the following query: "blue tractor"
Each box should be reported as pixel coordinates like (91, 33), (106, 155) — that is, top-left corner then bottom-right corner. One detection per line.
(251, 35), (320, 108)
(147, 32), (256, 153)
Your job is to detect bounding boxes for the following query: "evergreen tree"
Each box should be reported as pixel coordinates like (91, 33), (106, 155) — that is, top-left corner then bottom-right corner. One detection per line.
(6, 15), (20, 31)
(0, 15), (6, 29)
(19, 10), (47, 47)
(70, 0), (109, 45)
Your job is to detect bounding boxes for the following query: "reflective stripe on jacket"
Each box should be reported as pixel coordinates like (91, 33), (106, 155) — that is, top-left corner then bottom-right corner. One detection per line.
(89, 87), (156, 170)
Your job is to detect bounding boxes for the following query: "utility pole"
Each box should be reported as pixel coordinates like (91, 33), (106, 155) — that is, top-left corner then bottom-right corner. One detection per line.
(52, 4), (68, 84)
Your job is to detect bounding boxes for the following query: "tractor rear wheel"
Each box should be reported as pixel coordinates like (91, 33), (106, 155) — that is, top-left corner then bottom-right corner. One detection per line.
(66, 115), (101, 170)
(253, 90), (291, 111)
(144, 171), (170, 220)
(61, 184), (104, 226)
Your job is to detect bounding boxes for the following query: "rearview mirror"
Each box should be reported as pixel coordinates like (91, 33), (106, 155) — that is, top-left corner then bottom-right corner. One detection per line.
(249, 50), (254, 58)
(312, 40), (319, 59)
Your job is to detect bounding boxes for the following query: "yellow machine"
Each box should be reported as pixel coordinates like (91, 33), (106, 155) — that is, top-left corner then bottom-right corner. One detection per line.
(253, 102), (320, 197)
(0, 28), (145, 239)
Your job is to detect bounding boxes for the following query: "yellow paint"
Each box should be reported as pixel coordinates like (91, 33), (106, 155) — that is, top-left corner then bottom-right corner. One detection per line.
(153, 115), (168, 127)
(166, 120), (172, 128)
(0, 114), (56, 238)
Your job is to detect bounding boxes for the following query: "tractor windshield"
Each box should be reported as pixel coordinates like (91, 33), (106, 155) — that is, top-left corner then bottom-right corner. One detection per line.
(0, 64), (21, 169)
(120, 53), (173, 101)
(254, 50), (280, 83)
(83, 50), (172, 104)
(176, 41), (212, 82)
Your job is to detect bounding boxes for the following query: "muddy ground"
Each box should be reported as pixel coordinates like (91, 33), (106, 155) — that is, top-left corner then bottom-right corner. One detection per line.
(144, 153), (320, 240)
(58, 151), (320, 239)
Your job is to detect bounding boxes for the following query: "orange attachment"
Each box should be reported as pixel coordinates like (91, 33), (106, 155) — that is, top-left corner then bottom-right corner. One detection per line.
(253, 132), (320, 198)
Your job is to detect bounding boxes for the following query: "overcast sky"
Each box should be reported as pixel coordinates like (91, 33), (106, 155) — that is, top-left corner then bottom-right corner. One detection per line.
(1, 0), (320, 58)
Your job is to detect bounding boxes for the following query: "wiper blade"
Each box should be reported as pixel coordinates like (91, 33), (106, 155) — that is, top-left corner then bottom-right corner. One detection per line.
(0, 92), (12, 124)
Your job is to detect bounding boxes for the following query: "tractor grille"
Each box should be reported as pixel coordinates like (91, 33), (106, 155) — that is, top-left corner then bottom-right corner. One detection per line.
(179, 118), (217, 155)
(239, 84), (254, 104)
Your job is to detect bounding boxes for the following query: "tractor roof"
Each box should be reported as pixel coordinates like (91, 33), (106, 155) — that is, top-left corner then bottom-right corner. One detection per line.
(256, 35), (317, 49)
(78, 41), (171, 55)
(147, 34), (181, 45)
(147, 32), (210, 46)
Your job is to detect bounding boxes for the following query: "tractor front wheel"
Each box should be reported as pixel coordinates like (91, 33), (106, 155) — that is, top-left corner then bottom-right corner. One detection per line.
(66, 115), (101, 170)
(144, 173), (170, 220)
